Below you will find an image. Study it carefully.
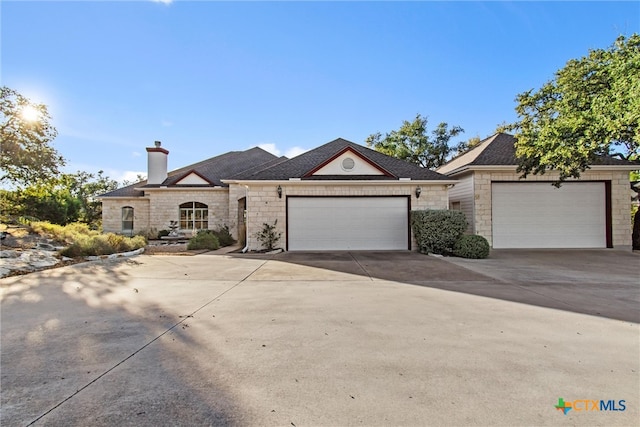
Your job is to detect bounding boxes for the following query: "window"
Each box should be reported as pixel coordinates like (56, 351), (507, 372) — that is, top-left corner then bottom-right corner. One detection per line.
(341, 157), (355, 171)
(179, 202), (208, 231)
(122, 207), (134, 235)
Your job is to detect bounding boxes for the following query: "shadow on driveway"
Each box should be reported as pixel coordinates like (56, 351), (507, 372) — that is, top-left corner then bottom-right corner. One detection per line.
(229, 250), (640, 323)
(1, 258), (241, 426)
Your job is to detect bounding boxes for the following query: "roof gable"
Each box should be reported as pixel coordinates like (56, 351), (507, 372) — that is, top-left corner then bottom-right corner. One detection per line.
(306, 147), (394, 177)
(436, 133), (506, 174)
(174, 170), (212, 185)
(232, 138), (452, 181)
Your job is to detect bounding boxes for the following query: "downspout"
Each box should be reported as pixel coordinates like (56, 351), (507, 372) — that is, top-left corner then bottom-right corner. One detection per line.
(241, 185), (250, 253)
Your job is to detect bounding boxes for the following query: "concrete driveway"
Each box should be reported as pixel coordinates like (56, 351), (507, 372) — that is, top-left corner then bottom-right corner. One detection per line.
(1, 250), (638, 426)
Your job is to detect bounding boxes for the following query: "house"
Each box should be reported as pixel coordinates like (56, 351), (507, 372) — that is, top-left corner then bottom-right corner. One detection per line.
(437, 133), (638, 249)
(100, 138), (457, 251)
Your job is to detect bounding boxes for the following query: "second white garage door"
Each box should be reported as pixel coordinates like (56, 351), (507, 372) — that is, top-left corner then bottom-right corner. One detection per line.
(492, 182), (606, 249)
(287, 197), (409, 251)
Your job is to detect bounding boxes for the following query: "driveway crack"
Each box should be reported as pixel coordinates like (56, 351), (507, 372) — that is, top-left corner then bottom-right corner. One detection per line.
(349, 252), (374, 281)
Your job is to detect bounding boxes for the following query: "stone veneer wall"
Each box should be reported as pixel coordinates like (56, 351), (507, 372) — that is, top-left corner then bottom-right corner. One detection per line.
(101, 198), (150, 234)
(145, 189), (230, 235)
(243, 183), (450, 251)
(471, 170), (632, 248)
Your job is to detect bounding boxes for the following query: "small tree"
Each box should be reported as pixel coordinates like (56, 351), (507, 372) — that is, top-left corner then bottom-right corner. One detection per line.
(366, 114), (464, 169)
(254, 220), (282, 251)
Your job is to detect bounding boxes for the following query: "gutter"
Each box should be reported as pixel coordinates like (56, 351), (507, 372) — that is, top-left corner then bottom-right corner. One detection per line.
(241, 185), (249, 253)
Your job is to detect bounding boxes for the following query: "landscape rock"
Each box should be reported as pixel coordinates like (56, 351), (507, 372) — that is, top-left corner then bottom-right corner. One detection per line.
(35, 242), (58, 251)
(0, 250), (20, 259)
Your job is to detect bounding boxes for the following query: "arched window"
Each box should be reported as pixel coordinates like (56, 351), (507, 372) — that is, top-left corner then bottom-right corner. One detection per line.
(179, 202), (208, 231)
(122, 206), (134, 235)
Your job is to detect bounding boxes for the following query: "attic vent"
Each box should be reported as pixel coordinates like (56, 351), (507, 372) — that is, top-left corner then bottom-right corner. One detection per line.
(341, 157), (355, 171)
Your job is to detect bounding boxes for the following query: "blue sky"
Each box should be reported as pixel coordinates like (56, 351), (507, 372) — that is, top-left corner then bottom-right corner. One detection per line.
(2, 1), (638, 183)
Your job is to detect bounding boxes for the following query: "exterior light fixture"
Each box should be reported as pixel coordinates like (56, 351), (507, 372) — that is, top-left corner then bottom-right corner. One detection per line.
(415, 186), (422, 198)
(277, 185), (283, 199)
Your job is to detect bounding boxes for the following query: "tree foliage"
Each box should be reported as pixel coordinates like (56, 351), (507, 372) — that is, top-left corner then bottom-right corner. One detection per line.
(1, 183), (80, 225)
(0, 171), (117, 226)
(454, 135), (482, 157)
(66, 171), (119, 224)
(502, 34), (640, 181)
(366, 114), (464, 169)
(0, 86), (64, 186)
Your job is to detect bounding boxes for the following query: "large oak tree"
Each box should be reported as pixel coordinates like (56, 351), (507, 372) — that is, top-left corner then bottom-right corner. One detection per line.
(503, 34), (640, 181)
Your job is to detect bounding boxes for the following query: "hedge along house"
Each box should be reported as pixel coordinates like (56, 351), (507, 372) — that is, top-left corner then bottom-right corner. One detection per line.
(100, 138), (457, 251)
(437, 133), (638, 249)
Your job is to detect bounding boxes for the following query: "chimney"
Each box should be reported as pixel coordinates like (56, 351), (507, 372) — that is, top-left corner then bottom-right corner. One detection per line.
(146, 140), (169, 184)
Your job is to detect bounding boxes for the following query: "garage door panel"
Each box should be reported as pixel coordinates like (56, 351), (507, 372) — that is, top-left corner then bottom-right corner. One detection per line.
(288, 197), (409, 251)
(492, 182), (606, 249)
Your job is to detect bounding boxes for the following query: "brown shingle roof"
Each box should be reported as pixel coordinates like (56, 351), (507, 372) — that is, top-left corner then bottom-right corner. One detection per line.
(232, 138), (452, 181)
(438, 133), (639, 175)
(100, 147), (280, 198)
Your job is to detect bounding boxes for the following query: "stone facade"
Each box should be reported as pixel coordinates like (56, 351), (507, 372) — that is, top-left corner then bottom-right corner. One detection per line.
(101, 188), (229, 236)
(101, 198), (150, 235)
(101, 182), (449, 250)
(144, 188), (229, 236)
(242, 182), (449, 251)
(459, 169), (632, 249)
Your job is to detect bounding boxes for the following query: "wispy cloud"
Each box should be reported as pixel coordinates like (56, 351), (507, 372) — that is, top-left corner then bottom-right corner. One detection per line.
(63, 162), (146, 185)
(132, 151), (141, 158)
(151, 0), (173, 5)
(258, 143), (280, 156)
(284, 146), (308, 158)
(161, 120), (173, 127)
(116, 170), (147, 185)
(257, 143), (308, 159)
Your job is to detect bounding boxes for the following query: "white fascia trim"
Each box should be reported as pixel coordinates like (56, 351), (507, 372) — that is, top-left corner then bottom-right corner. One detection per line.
(96, 196), (149, 200)
(133, 186), (228, 192)
(588, 165), (640, 171)
(444, 165), (518, 176)
(445, 164), (639, 177)
(222, 179), (459, 186)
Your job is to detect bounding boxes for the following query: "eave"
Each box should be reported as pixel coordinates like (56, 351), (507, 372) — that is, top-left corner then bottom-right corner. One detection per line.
(443, 164), (639, 178)
(222, 179), (459, 186)
(133, 186), (228, 192)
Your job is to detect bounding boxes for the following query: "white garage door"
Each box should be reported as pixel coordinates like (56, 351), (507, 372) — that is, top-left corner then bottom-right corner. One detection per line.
(287, 197), (409, 251)
(492, 182), (606, 249)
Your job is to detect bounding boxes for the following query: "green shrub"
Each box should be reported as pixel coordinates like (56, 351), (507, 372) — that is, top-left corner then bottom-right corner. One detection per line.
(453, 234), (490, 259)
(157, 229), (170, 238)
(411, 210), (467, 255)
(60, 234), (146, 257)
(187, 230), (220, 250)
(254, 220), (281, 251)
(213, 225), (236, 247)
